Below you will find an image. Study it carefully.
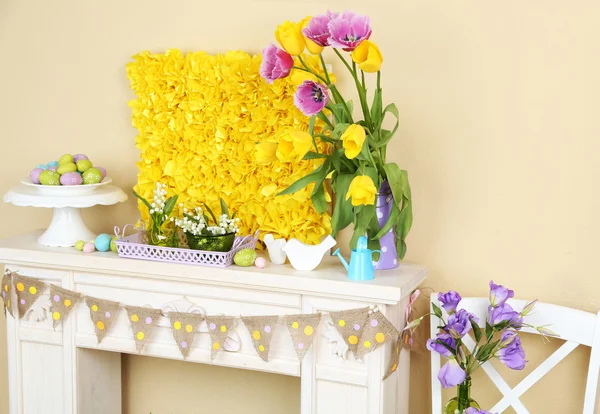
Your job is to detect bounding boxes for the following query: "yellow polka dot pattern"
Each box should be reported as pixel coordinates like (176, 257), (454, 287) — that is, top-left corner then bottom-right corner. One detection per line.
(97, 321), (105, 330)
(16, 283), (24, 292)
(131, 314), (139, 322)
(375, 332), (385, 343)
(137, 332), (145, 341)
(292, 322), (299, 329)
(52, 312), (61, 321)
(220, 325), (227, 333)
(3, 284), (7, 292)
(64, 299), (72, 307)
(338, 319), (345, 327)
(304, 326), (314, 336)
(391, 363), (397, 372)
(363, 341), (372, 349)
(259, 345), (265, 352)
(185, 324), (194, 333)
(91, 305), (98, 312)
(348, 335), (358, 345)
(253, 330), (261, 340)
(29, 286), (37, 295)
(213, 342), (220, 350)
(174, 321), (182, 330)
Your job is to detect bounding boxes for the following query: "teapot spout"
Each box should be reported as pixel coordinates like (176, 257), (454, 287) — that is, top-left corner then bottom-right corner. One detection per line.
(332, 248), (349, 270)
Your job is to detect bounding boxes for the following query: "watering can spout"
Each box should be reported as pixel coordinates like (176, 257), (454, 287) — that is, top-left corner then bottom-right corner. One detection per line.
(333, 248), (349, 270)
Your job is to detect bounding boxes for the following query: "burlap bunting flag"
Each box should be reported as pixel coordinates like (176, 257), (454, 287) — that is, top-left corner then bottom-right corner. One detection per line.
(168, 312), (204, 359)
(285, 313), (322, 362)
(13, 274), (46, 319)
(328, 307), (370, 356)
(383, 335), (403, 380)
(49, 285), (82, 329)
(356, 310), (399, 360)
(125, 305), (162, 353)
(1, 271), (14, 318)
(205, 315), (236, 360)
(85, 296), (120, 344)
(241, 315), (280, 362)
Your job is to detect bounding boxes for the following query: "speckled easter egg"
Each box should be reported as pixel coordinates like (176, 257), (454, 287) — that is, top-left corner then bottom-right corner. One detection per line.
(60, 172), (83, 186)
(234, 248), (257, 267)
(58, 154), (74, 165)
(57, 162), (77, 175)
(95, 166), (107, 179)
(83, 242), (95, 253)
(35, 164), (48, 170)
(110, 236), (118, 253)
(82, 167), (102, 184)
(39, 170), (61, 185)
(72, 154), (88, 163)
(47, 161), (59, 168)
(254, 257), (267, 268)
(74, 240), (86, 251)
(94, 233), (112, 252)
(29, 168), (44, 184)
(48, 166), (58, 172)
(76, 159), (93, 173)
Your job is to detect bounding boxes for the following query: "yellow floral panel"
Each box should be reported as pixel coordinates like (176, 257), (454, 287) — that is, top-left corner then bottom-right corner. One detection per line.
(126, 49), (331, 245)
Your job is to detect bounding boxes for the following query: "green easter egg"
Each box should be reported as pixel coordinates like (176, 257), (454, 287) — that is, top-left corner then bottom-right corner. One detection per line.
(234, 248), (257, 267)
(110, 237), (118, 253)
(74, 240), (86, 251)
(82, 168), (102, 184)
(39, 170), (61, 185)
(58, 154), (74, 165)
(76, 159), (93, 173)
(57, 162), (77, 175)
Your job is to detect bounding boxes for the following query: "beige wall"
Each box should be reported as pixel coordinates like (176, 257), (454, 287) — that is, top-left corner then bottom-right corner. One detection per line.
(1, 0), (599, 413)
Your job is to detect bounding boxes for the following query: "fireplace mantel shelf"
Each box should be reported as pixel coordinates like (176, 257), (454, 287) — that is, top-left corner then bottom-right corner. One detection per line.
(1, 230), (427, 414)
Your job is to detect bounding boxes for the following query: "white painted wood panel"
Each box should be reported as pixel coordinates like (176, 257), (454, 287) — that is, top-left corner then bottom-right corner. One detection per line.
(21, 342), (64, 414)
(316, 381), (368, 414)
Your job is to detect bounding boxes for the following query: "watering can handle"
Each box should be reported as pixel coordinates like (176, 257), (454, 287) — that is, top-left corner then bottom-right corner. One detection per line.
(372, 250), (382, 257)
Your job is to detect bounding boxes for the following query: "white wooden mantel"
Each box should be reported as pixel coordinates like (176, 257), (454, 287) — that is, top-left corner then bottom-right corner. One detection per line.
(0, 230), (426, 414)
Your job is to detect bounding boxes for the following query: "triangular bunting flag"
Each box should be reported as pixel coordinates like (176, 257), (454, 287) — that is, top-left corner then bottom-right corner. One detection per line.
(241, 315), (280, 362)
(383, 336), (403, 380)
(285, 313), (322, 362)
(328, 307), (370, 356)
(13, 274), (46, 319)
(49, 285), (82, 329)
(85, 296), (120, 344)
(168, 312), (203, 359)
(125, 306), (162, 353)
(205, 315), (236, 361)
(1, 271), (14, 318)
(356, 309), (399, 360)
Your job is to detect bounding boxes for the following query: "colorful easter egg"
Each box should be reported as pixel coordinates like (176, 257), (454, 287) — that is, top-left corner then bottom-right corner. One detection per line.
(48, 166), (58, 172)
(58, 154), (74, 165)
(74, 240), (86, 251)
(72, 154), (88, 163)
(57, 162), (77, 175)
(94, 233), (112, 252)
(110, 236), (118, 253)
(47, 161), (59, 168)
(254, 256), (267, 268)
(82, 168), (102, 184)
(76, 159), (93, 173)
(36, 164), (48, 170)
(95, 166), (107, 179)
(39, 170), (61, 185)
(234, 248), (257, 267)
(83, 242), (95, 253)
(30, 168), (44, 184)
(60, 172), (83, 186)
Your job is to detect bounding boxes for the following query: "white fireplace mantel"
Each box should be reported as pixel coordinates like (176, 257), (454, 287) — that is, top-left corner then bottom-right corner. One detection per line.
(0, 230), (427, 414)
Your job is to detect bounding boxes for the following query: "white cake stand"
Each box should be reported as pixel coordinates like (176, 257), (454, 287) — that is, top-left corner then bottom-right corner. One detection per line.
(3, 181), (128, 247)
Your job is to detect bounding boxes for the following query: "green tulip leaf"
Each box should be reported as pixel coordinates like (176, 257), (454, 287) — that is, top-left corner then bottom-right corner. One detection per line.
(133, 189), (152, 210)
(277, 163), (326, 196)
(303, 151), (328, 160)
(331, 173), (354, 235)
(163, 195), (179, 217)
(219, 197), (229, 216)
(373, 203), (400, 239)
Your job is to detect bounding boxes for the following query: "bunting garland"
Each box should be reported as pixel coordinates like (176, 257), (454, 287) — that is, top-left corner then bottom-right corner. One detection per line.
(2, 271), (409, 380)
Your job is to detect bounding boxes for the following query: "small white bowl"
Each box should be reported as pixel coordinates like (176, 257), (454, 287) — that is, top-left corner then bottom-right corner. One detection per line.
(21, 177), (113, 196)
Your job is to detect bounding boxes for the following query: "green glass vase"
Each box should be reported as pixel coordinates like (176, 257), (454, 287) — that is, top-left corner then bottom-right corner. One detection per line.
(185, 232), (235, 252)
(147, 220), (178, 248)
(444, 378), (481, 414)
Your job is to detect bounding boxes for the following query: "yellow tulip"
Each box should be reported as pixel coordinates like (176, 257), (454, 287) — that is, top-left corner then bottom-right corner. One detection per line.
(275, 20), (306, 56)
(346, 175), (377, 206)
(351, 40), (383, 73)
(276, 130), (314, 162)
(340, 124), (366, 159)
(305, 38), (324, 55)
(255, 142), (278, 164)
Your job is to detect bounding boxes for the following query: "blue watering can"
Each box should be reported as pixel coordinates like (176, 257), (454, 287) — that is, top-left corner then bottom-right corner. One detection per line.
(333, 236), (381, 281)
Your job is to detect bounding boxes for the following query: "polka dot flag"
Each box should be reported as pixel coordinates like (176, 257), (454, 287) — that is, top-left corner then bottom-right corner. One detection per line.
(1, 271), (14, 318)
(85, 296), (121, 344)
(284, 313), (322, 362)
(328, 307), (370, 356)
(12, 273), (46, 319)
(205, 315), (236, 361)
(125, 305), (162, 353)
(49, 284), (82, 329)
(356, 309), (399, 360)
(383, 336), (402, 380)
(241, 315), (280, 362)
(168, 311), (204, 359)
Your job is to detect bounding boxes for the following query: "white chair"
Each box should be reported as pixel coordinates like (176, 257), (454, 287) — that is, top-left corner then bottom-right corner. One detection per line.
(430, 295), (600, 414)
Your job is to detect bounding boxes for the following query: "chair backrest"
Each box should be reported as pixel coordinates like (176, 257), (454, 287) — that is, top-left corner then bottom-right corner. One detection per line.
(430, 294), (600, 414)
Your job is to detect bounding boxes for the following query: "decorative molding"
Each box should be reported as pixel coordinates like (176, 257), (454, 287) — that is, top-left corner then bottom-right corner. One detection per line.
(322, 318), (351, 361)
(23, 297), (51, 323)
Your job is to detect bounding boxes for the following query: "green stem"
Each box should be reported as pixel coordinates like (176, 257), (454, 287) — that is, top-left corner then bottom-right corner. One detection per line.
(319, 54), (331, 84)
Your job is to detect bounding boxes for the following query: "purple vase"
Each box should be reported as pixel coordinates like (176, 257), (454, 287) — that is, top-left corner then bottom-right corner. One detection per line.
(374, 181), (399, 270)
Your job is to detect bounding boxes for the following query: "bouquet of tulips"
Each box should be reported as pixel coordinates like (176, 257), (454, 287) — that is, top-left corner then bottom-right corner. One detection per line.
(258, 11), (412, 259)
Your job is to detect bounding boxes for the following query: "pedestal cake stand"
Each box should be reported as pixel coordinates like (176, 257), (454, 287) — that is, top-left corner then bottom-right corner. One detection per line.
(3, 180), (128, 247)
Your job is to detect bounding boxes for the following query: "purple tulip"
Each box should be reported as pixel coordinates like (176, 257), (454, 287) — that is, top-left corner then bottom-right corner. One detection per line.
(465, 408), (494, 414)
(426, 333), (456, 358)
(438, 291), (462, 314)
(327, 11), (372, 51)
(488, 303), (523, 328)
(438, 359), (467, 388)
(302, 11), (339, 47)
(496, 331), (527, 370)
(489, 280), (514, 307)
(260, 44), (294, 84)
(294, 80), (329, 116)
(446, 309), (478, 338)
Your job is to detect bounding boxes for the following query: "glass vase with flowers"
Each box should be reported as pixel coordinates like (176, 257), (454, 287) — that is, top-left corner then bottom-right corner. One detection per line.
(133, 182), (179, 247)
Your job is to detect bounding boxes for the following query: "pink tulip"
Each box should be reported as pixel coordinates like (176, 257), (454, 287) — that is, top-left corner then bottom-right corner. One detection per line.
(302, 11), (339, 47)
(328, 11), (372, 51)
(260, 44), (294, 84)
(294, 80), (329, 116)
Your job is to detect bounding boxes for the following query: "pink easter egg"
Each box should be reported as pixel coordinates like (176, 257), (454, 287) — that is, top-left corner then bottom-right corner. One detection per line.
(60, 172), (83, 186)
(29, 168), (44, 184)
(255, 257), (267, 269)
(95, 166), (106, 179)
(73, 154), (89, 163)
(83, 242), (96, 253)
(48, 166), (58, 172)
